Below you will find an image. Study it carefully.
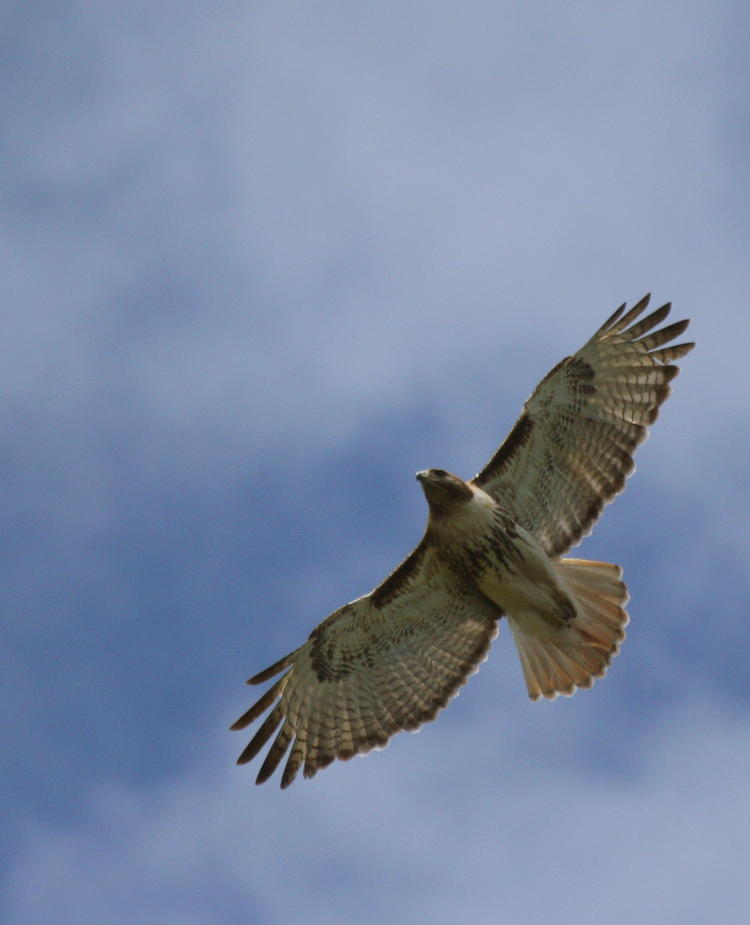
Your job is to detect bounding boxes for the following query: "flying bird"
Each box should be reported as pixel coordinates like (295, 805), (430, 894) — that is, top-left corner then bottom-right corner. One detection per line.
(232, 295), (694, 788)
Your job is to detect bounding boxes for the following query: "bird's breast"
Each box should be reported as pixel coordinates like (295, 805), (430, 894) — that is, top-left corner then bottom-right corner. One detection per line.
(439, 506), (568, 622)
(437, 504), (526, 581)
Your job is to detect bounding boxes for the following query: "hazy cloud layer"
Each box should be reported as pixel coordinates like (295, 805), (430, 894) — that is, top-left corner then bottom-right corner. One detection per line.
(3, 1), (748, 922)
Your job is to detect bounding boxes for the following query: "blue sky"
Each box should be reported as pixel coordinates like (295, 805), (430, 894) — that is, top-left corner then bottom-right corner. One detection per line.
(3, 1), (749, 923)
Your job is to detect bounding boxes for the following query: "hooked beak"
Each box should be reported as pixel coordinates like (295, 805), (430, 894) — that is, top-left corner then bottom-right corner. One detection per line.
(415, 470), (428, 482)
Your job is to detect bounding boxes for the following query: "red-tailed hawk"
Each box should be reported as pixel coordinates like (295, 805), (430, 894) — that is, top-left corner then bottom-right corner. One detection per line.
(232, 295), (694, 787)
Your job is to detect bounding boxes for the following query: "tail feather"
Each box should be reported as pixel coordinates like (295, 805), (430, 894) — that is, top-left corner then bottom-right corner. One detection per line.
(508, 558), (629, 701)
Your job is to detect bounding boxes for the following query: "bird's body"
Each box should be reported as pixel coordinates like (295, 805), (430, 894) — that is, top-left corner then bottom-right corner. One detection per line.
(423, 476), (571, 624)
(232, 296), (694, 787)
(414, 470), (628, 702)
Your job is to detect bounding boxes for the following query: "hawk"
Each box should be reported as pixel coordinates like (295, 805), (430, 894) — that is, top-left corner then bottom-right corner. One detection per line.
(232, 295), (693, 788)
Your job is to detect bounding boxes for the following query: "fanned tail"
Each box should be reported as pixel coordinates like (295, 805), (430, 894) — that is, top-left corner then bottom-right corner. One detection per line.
(508, 558), (629, 700)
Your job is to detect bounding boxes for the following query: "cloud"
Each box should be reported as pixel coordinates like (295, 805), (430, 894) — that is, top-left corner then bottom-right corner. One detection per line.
(3, 1), (748, 922)
(7, 692), (749, 925)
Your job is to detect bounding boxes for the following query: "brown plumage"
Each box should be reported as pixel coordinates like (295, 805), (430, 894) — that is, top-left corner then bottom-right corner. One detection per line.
(232, 295), (694, 787)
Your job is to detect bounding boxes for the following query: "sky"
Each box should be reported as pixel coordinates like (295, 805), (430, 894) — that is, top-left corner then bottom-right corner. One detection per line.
(3, 1), (749, 923)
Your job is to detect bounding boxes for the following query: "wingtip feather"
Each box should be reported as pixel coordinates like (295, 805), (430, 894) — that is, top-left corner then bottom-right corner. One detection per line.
(247, 650), (296, 684)
(596, 300), (628, 334)
(606, 293), (652, 334)
(231, 676), (287, 730)
(236, 705), (284, 765)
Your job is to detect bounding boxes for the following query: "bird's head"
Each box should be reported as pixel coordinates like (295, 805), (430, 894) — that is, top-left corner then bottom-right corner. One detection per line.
(416, 468), (473, 515)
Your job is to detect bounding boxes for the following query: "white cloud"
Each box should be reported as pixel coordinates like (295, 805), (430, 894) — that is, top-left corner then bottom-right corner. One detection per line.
(4, 2), (749, 923)
(7, 693), (749, 925)
(4, 0), (745, 469)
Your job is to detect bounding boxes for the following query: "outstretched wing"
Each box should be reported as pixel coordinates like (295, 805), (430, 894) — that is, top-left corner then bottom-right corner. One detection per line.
(473, 295), (694, 556)
(231, 540), (501, 788)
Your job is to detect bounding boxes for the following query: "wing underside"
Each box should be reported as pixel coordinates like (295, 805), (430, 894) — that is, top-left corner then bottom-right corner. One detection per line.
(231, 542), (502, 787)
(473, 295), (694, 556)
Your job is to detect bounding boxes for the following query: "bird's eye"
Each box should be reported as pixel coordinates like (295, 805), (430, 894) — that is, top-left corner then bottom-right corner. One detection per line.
(432, 469), (447, 478)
